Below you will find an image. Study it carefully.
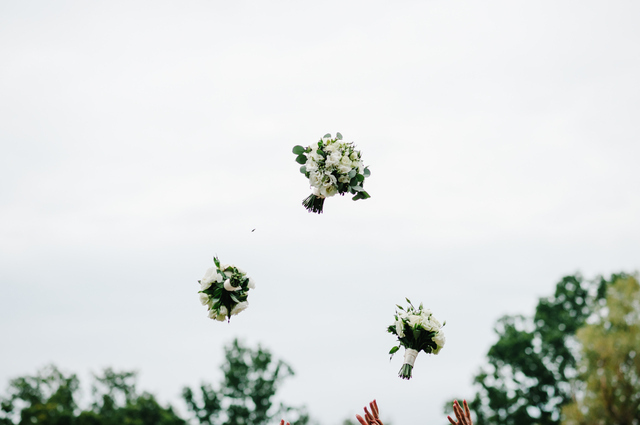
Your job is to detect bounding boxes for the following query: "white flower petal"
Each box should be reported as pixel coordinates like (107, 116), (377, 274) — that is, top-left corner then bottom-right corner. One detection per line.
(224, 279), (242, 292)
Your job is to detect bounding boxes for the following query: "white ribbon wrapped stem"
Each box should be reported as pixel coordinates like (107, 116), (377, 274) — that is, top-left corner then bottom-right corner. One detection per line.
(403, 348), (419, 367)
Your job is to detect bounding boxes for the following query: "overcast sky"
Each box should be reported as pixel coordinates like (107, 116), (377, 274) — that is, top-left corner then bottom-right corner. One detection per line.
(1, 1), (640, 424)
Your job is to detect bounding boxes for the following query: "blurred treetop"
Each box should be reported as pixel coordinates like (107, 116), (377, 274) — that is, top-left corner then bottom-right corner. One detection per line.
(0, 339), (309, 425)
(467, 273), (632, 425)
(562, 275), (640, 425)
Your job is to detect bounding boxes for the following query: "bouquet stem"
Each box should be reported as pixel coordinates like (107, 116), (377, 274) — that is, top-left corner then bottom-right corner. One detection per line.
(398, 363), (413, 380)
(302, 194), (325, 214)
(398, 348), (419, 380)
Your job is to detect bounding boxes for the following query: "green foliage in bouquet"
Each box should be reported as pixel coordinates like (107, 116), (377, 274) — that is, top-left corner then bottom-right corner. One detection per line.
(292, 132), (371, 214)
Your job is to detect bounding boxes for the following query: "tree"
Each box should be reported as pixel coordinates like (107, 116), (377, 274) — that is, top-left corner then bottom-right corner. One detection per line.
(562, 275), (640, 425)
(0, 365), (78, 425)
(182, 339), (309, 425)
(0, 366), (185, 425)
(467, 273), (625, 425)
(0, 339), (309, 425)
(78, 368), (186, 425)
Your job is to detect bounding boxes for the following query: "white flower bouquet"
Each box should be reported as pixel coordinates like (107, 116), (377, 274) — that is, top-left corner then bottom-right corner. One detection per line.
(198, 257), (255, 322)
(292, 132), (371, 214)
(387, 299), (446, 380)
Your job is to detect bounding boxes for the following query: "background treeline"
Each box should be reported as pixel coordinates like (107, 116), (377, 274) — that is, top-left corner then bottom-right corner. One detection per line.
(463, 273), (640, 425)
(2, 273), (639, 425)
(0, 340), (309, 425)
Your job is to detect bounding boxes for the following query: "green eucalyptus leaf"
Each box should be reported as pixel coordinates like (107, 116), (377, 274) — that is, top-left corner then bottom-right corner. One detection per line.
(295, 154), (307, 164)
(300, 165), (307, 174)
(348, 170), (357, 178)
(292, 145), (305, 155)
(323, 133), (331, 139)
(351, 185), (364, 192)
(336, 132), (343, 140)
(356, 174), (365, 182)
(363, 167), (371, 177)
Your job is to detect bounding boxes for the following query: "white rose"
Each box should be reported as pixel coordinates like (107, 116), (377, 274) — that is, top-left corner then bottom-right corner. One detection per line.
(200, 267), (219, 290)
(209, 305), (228, 320)
(320, 184), (338, 198)
(309, 171), (322, 188)
(310, 149), (323, 162)
(350, 151), (359, 161)
(433, 331), (446, 354)
(230, 301), (249, 316)
(306, 158), (318, 172)
(328, 151), (342, 167)
(422, 312), (441, 330)
(325, 173), (337, 186)
(430, 316), (442, 329)
(407, 314), (422, 328)
(211, 305), (228, 321)
(338, 174), (350, 183)
(248, 278), (256, 289)
(338, 163), (352, 175)
(199, 293), (210, 306)
(224, 279), (242, 292)
(395, 319), (405, 338)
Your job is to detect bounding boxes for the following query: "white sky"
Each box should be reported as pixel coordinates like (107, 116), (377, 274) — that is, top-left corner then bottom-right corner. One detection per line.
(1, 1), (639, 424)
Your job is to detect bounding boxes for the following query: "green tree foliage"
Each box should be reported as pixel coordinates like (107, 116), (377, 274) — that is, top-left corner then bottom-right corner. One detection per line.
(78, 368), (185, 425)
(562, 275), (640, 425)
(182, 339), (309, 425)
(0, 339), (309, 425)
(0, 365), (79, 425)
(468, 273), (624, 425)
(0, 366), (185, 425)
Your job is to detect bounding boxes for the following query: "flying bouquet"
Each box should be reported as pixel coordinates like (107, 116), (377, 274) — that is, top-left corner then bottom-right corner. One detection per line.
(387, 299), (446, 380)
(292, 132), (371, 214)
(198, 257), (255, 322)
